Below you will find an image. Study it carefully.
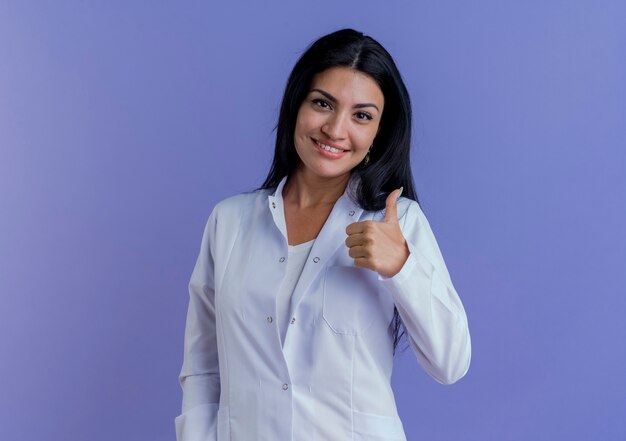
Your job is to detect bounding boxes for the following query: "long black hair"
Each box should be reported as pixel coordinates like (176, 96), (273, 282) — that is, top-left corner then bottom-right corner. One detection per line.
(258, 28), (419, 354)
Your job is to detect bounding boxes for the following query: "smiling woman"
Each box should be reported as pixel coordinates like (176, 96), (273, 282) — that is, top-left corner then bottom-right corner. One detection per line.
(176, 28), (471, 441)
(294, 67), (384, 178)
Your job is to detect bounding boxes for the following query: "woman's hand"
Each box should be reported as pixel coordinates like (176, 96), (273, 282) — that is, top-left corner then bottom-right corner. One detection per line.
(345, 188), (410, 278)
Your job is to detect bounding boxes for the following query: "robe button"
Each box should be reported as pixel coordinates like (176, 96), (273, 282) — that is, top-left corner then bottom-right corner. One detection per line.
(272, 202), (276, 209)
(279, 256), (285, 263)
(349, 210), (355, 216)
(267, 316), (273, 323)
(313, 257), (320, 263)
(291, 317), (296, 324)
(282, 383), (289, 390)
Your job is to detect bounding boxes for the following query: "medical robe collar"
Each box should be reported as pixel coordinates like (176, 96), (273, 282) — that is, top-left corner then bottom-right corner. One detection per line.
(267, 173), (363, 242)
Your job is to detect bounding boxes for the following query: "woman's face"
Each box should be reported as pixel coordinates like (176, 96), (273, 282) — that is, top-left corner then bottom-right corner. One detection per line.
(293, 66), (385, 182)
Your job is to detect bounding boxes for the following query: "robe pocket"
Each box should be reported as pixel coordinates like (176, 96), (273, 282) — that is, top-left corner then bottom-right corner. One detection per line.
(216, 406), (230, 441)
(322, 265), (380, 335)
(353, 409), (406, 441)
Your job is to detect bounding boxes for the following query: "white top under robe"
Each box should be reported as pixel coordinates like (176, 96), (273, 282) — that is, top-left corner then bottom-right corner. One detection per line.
(276, 238), (315, 346)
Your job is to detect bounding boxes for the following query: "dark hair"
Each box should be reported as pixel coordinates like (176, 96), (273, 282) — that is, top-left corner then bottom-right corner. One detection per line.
(258, 28), (420, 354)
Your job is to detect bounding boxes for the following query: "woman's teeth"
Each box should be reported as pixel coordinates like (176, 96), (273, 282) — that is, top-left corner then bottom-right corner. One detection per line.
(317, 142), (345, 153)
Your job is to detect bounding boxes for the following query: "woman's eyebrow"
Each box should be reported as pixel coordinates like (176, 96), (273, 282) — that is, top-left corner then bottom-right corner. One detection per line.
(310, 88), (380, 112)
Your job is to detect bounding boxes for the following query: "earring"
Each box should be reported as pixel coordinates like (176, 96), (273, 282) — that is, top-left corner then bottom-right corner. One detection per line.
(363, 144), (372, 165)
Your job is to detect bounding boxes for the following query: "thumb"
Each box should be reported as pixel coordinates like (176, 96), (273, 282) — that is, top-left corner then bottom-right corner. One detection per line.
(383, 187), (403, 223)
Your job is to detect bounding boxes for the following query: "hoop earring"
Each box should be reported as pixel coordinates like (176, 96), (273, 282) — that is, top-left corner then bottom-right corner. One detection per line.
(363, 144), (373, 165)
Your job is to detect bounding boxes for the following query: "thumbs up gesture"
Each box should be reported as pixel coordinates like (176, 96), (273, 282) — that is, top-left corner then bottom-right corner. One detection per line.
(345, 188), (410, 278)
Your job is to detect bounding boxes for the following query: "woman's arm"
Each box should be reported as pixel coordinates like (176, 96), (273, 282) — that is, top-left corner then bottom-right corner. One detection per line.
(378, 200), (471, 384)
(175, 208), (221, 441)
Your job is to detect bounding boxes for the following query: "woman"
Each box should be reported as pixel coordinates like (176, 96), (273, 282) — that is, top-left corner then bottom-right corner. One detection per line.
(176, 28), (471, 441)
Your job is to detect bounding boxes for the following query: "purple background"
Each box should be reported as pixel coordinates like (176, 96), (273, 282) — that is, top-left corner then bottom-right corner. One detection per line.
(1, 1), (625, 440)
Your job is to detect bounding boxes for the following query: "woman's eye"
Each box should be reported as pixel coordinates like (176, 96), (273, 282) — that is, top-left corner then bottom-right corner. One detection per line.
(355, 112), (373, 121)
(312, 98), (331, 109)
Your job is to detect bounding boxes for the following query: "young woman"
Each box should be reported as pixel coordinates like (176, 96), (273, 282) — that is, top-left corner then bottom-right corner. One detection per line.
(176, 28), (471, 441)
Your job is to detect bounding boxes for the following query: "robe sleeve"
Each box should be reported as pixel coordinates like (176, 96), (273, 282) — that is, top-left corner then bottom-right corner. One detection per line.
(378, 199), (471, 384)
(175, 208), (220, 441)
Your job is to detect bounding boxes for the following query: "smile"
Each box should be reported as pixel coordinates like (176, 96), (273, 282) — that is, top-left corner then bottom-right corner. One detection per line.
(317, 142), (345, 153)
(312, 138), (349, 158)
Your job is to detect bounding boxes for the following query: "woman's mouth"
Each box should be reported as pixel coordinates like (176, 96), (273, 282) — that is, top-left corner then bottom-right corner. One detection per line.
(312, 138), (349, 159)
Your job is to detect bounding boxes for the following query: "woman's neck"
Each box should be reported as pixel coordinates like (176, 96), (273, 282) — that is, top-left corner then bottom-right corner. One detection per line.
(282, 167), (349, 210)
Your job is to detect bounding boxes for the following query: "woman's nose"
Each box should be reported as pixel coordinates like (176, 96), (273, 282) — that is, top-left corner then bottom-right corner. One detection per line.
(321, 112), (349, 140)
